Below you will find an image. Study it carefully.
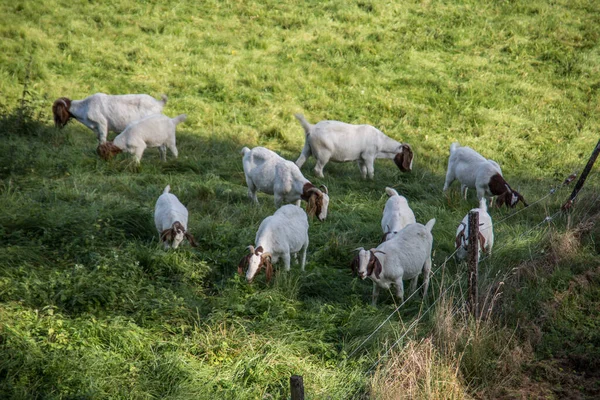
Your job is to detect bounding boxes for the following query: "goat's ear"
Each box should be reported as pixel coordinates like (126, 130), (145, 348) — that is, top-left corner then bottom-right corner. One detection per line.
(455, 230), (464, 250)
(393, 144), (413, 172)
(374, 257), (383, 279)
(478, 232), (486, 253)
(185, 232), (198, 247)
(52, 97), (71, 128)
(495, 193), (506, 208)
(160, 228), (173, 243)
(264, 257), (273, 283)
(238, 255), (249, 276)
(306, 194), (317, 218)
(255, 246), (263, 254)
(366, 254), (375, 276)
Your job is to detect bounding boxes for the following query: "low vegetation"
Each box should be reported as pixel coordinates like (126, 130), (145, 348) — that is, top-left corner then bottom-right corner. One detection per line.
(1, 0), (599, 398)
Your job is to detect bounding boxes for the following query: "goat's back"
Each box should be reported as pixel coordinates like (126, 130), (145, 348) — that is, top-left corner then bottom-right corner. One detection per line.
(243, 147), (302, 194)
(154, 192), (188, 232)
(381, 194), (415, 233)
(255, 205), (309, 253)
(117, 114), (177, 147)
(380, 223), (433, 280)
(309, 120), (390, 160)
(83, 93), (166, 132)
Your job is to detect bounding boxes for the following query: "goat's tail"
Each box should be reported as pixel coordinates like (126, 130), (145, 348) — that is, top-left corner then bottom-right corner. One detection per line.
(240, 146), (251, 156)
(172, 114), (187, 125)
(163, 185), (171, 194)
(479, 197), (488, 212)
(450, 142), (460, 153)
(160, 94), (168, 105)
(294, 114), (312, 136)
(385, 187), (399, 197)
(425, 218), (436, 232)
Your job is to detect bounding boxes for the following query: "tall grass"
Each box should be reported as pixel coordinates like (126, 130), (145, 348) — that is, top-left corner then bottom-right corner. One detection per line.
(1, 0), (600, 398)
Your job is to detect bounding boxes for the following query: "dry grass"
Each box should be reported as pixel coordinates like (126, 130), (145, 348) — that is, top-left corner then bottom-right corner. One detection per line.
(370, 337), (468, 400)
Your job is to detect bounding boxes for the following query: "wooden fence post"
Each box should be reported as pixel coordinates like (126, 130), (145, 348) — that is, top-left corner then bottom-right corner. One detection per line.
(467, 211), (479, 318)
(562, 139), (600, 211)
(290, 375), (304, 400)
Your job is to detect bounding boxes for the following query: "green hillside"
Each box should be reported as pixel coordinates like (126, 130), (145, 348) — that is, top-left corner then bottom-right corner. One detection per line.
(1, 0), (599, 398)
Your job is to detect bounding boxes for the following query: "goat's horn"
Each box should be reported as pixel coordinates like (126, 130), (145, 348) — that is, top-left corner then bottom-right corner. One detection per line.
(371, 249), (386, 254)
(504, 184), (512, 193)
(353, 247), (364, 252)
(247, 245), (255, 253)
(319, 185), (328, 194)
(261, 252), (272, 259)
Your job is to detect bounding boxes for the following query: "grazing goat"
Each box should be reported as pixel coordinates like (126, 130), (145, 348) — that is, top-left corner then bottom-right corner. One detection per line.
(443, 142), (528, 208)
(241, 146), (330, 221)
(238, 204), (309, 283)
(294, 114), (413, 179)
(381, 187), (416, 242)
(351, 219), (435, 306)
(52, 93), (167, 143)
(455, 198), (494, 261)
(97, 114), (186, 163)
(154, 185), (197, 249)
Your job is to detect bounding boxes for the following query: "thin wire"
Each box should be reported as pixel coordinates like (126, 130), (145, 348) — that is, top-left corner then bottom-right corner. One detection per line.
(346, 246), (461, 360)
(366, 276), (462, 375)
(479, 210), (561, 263)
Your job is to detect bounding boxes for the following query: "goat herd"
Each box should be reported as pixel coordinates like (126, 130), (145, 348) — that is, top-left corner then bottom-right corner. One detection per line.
(52, 93), (529, 306)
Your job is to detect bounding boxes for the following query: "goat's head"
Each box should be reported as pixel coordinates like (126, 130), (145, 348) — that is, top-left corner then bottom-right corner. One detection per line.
(160, 221), (197, 249)
(496, 184), (528, 209)
(393, 144), (414, 173)
(97, 141), (123, 160)
(303, 183), (330, 222)
(351, 248), (384, 279)
(238, 245), (273, 283)
(488, 174), (528, 209)
(52, 97), (72, 128)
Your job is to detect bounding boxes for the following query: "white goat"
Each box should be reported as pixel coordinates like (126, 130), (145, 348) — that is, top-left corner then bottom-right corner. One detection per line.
(443, 142), (528, 208)
(294, 114), (414, 179)
(241, 146), (330, 221)
(455, 198), (494, 261)
(52, 93), (167, 143)
(97, 114), (186, 163)
(351, 219), (435, 306)
(154, 185), (197, 249)
(238, 204), (309, 283)
(381, 187), (416, 242)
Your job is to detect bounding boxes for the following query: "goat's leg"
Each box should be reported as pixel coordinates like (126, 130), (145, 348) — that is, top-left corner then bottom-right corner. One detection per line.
(295, 142), (311, 168)
(365, 158), (375, 180)
(299, 239), (308, 271)
(394, 278), (405, 303)
(422, 257), (432, 300)
(158, 145), (167, 162)
(461, 185), (468, 200)
(95, 121), (109, 144)
(133, 145), (146, 164)
(167, 142), (178, 159)
(356, 160), (367, 179)
(282, 253), (291, 271)
(409, 276), (418, 295)
(372, 283), (380, 306)
(443, 168), (455, 192)
(313, 152), (330, 178)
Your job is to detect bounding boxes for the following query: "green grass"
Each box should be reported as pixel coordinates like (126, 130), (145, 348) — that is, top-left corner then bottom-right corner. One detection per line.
(1, 0), (600, 398)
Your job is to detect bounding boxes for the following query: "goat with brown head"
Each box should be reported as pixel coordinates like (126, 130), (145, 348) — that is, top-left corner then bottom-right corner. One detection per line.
(160, 221), (197, 249)
(238, 245), (274, 283)
(352, 248), (384, 280)
(52, 97), (72, 128)
(302, 183), (330, 222)
(488, 174), (528, 208)
(393, 144), (414, 173)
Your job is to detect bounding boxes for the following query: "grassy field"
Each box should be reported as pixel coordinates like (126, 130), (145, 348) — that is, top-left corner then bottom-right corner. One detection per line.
(1, 0), (600, 398)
